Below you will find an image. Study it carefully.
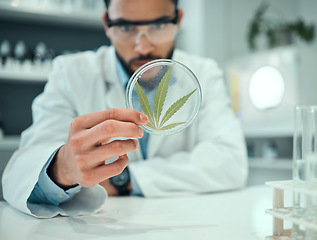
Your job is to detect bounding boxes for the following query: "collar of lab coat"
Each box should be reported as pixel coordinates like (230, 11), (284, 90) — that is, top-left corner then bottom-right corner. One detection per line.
(103, 46), (126, 109)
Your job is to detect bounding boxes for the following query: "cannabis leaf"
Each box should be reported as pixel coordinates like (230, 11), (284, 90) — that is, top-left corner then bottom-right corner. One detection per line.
(159, 88), (197, 128)
(136, 81), (155, 126)
(136, 65), (197, 132)
(159, 122), (186, 131)
(153, 65), (174, 127)
(146, 121), (156, 129)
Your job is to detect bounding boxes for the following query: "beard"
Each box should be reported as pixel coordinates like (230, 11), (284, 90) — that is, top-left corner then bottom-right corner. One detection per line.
(115, 47), (175, 79)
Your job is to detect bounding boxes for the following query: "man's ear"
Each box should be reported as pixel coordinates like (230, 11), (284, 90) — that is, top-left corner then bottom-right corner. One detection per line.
(102, 12), (111, 39)
(177, 9), (184, 29)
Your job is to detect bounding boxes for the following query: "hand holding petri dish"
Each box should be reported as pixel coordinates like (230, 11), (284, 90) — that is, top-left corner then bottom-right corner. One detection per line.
(126, 59), (202, 135)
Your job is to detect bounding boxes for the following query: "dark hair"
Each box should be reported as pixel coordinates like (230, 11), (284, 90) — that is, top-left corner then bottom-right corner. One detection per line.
(104, 0), (178, 9)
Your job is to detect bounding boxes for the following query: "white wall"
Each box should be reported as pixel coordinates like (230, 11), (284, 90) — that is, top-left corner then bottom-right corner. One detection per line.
(176, 0), (206, 56)
(297, 0), (317, 105)
(176, 0), (317, 104)
(176, 0), (316, 185)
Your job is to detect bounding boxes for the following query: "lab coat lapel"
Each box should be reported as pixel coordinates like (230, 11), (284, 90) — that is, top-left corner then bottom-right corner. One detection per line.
(105, 83), (126, 109)
(103, 46), (125, 109)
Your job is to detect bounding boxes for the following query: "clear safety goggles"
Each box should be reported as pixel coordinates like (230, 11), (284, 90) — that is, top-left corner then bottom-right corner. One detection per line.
(106, 9), (179, 44)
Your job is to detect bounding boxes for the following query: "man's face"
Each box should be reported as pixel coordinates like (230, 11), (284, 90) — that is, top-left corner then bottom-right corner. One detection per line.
(103, 0), (183, 76)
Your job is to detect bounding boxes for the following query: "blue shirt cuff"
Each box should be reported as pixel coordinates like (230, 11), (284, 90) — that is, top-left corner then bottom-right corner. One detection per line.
(28, 147), (82, 206)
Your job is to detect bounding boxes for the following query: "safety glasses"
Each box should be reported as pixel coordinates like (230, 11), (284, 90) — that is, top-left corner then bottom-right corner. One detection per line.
(106, 9), (179, 44)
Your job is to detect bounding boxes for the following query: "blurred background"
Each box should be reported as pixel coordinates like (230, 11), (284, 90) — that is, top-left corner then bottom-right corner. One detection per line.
(0, 0), (316, 199)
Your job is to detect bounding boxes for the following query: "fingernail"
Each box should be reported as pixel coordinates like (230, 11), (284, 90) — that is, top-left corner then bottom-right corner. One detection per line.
(134, 139), (139, 148)
(138, 127), (143, 137)
(140, 114), (148, 122)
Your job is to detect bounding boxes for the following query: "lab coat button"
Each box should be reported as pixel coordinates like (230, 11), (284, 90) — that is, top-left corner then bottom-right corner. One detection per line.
(57, 194), (64, 198)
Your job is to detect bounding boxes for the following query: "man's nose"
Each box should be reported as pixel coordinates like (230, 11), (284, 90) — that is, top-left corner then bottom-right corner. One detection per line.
(134, 32), (155, 55)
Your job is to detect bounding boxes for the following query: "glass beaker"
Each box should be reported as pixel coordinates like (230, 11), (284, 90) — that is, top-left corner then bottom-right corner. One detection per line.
(292, 105), (317, 239)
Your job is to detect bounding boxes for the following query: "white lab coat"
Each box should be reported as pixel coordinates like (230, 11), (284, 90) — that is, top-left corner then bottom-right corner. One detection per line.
(2, 46), (248, 218)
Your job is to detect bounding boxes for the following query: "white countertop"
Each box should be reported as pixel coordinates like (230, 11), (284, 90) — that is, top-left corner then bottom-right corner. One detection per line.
(0, 186), (275, 240)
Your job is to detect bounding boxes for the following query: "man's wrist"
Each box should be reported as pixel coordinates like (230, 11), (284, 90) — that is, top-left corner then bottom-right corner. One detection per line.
(47, 147), (78, 190)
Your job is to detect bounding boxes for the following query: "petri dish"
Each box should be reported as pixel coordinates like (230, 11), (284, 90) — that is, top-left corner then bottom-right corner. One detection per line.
(126, 59), (202, 135)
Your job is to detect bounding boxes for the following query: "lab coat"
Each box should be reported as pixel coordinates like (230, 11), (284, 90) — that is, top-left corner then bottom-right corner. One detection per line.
(2, 46), (248, 218)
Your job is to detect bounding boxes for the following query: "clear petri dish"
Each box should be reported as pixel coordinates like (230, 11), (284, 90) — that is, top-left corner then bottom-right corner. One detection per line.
(126, 59), (202, 135)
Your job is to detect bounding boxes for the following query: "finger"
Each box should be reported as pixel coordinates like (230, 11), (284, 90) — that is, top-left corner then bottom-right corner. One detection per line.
(82, 139), (139, 168)
(97, 154), (129, 180)
(83, 120), (143, 149)
(79, 155), (129, 187)
(77, 154), (129, 188)
(71, 108), (148, 131)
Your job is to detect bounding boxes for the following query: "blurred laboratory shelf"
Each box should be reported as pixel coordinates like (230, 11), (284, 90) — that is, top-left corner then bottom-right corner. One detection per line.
(248, 158), (292, 170)
(0, 70), (48, 82)
(247, 158), (292, 186)
(0, 0), (108, 143)
(0, 135), (20, 151)
(0, 1), (104, 29)
(243, 125), (293, 138)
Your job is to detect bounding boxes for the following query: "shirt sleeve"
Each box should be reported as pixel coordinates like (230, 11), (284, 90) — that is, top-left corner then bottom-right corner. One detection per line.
(28, 148), (82, 206)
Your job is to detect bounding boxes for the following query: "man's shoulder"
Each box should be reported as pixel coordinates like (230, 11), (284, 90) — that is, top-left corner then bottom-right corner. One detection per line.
(173, 49), (222, 77)
(174, 49), (219, 68)
(49, 46), (116, 86)
(53, 45), (113, 67)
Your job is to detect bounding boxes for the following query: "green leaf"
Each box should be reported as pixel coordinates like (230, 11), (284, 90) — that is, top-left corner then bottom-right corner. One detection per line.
(136, 81), (155, 126)
(146, 122), (156, 130)
(159, 88), (197, 128)
(153, 65), (174, 128)
(135, 64), (198, 134)
(158, 122), (186, 131)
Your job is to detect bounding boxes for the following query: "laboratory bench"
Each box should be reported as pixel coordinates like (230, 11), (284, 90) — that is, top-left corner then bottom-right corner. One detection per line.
(0, 185), (276, 240)
(0, 135), (293, 201)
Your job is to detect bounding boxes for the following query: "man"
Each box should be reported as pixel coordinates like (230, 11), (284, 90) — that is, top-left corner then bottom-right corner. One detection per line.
(2, 0), (248, 218)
